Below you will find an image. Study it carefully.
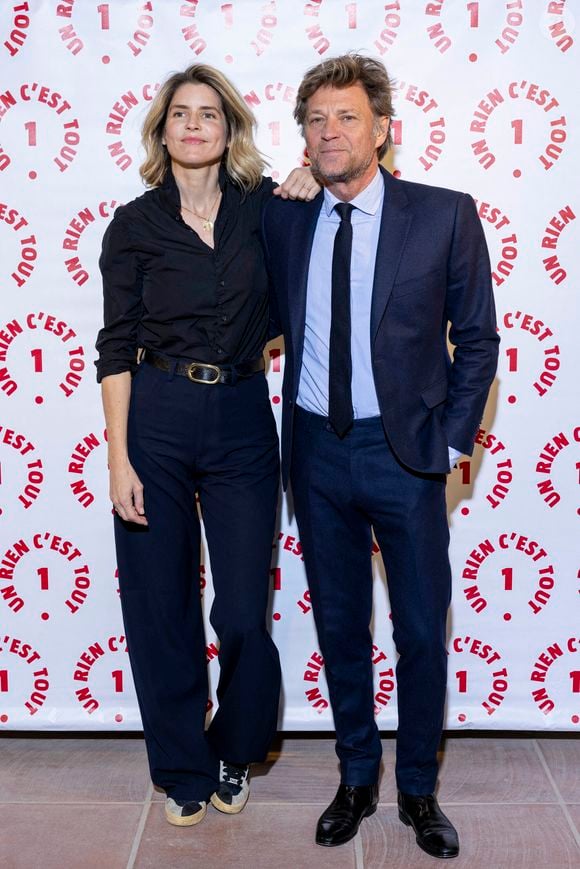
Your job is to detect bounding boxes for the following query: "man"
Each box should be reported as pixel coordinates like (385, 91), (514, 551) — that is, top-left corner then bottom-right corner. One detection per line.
(262, 55), (499, 857)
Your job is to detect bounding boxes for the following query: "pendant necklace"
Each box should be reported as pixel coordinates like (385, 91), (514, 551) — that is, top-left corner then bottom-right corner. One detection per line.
(180, 188), (221, 232)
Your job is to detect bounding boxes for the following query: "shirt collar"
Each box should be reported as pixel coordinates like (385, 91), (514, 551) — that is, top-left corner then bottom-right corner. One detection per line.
(158, 163), (229, 215)
(322, 167), (383, 218)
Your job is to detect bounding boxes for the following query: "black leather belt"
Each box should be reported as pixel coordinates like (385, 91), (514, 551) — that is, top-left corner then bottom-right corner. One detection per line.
(143, 350), (264, 385)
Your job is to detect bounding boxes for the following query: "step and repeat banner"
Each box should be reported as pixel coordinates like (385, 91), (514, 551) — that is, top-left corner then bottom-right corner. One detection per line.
(0, 1), (578, 731)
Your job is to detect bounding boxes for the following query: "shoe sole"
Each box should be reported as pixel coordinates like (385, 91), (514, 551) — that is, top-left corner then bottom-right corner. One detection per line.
(316, 804), (377, 847)
(165, 803), (207, 827)
(210, 791), (249, 815)
(398, 810), (459, 859)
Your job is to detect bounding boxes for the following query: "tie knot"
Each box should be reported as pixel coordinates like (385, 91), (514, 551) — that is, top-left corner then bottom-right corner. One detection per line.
(334, 202), (354, 223)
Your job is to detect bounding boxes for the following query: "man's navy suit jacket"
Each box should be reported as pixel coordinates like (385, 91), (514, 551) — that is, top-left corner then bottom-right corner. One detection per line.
(262, 166), (500, 489)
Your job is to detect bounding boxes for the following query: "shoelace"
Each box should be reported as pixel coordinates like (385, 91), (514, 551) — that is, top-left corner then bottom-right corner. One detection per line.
(222, 763), (246, 789)
(407, 795), (435, 819)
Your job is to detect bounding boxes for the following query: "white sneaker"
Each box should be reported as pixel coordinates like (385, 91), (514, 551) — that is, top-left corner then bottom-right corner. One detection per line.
(165, 797), (207, 826)
(210, 762), (250, 814)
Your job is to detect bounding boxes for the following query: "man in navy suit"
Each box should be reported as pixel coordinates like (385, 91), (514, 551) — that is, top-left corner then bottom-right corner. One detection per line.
(262, 54), (499, 857)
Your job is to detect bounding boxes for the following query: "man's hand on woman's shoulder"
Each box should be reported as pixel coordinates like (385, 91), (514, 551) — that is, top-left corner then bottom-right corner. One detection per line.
(273, 167), (320, 201)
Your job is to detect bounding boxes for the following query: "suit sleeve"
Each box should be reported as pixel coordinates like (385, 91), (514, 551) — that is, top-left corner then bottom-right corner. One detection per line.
(255, 175), (278, 212)
(442, 193), (500, 455)
(261, 199), (283, 341)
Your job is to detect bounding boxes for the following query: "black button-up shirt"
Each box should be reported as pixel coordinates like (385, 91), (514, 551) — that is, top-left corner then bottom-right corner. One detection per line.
(95, 167), (275, 382)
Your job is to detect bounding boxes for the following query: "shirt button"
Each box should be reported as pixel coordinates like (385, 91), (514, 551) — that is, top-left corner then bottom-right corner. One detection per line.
(221, 315), (228, 322)
(217, 348), (224, 355)
(219, 280), (225, 287)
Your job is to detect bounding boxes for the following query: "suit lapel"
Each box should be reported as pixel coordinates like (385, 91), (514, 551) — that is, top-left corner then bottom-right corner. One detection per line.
(370, 168), (412, 343)
(287, 193), (324, 374)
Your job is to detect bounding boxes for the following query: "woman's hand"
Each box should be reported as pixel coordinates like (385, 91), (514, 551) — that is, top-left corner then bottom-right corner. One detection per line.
(109, 458), (148, 525)
(273, 167), (321, 201)
(101, 372), (147, 525)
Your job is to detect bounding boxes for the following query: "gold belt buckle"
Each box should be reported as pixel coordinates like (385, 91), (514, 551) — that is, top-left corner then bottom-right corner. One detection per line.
(187, 362), (221, 384)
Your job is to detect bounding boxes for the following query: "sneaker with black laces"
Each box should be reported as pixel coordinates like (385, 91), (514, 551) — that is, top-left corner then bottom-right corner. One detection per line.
(210, 761), (250, 814)
(165, 797), (207, 826)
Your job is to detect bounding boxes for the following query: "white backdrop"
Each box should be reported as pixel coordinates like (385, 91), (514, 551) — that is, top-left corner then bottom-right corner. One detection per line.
(0, 0), (578, 731)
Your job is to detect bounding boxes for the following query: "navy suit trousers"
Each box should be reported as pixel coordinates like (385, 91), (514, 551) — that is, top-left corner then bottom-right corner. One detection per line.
(291, 407), (451, 795)
(114, 361), (281, 802)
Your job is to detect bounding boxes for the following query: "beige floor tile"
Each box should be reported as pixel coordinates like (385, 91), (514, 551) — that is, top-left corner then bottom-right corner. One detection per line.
(566, 803), (580, 837)
(236, 736), (399, 804)
(134, 801), (357, 868)
(361, 804), (580, 869)
(537, 738), (580, 802)
(151, 736), (343, 801)
(0, 803), (142, 869)
(251, 737), (340, 804)
(0, 737), (150, 803)
(273, 736), (338, 756)
(250, 735), (567, 806)
(150, 736), (341, 801)
(436, 738), (556, 803)
(1, 732), (576, 869)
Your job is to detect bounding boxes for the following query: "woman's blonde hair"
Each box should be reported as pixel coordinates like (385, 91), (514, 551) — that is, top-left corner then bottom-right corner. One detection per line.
(140, 64), (266, 190)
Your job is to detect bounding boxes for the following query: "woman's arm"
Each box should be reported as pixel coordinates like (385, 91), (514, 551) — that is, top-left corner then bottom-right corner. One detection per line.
(97, 209), (147, 524)
(96, 211), (144, 382)
(101, 371), (147, 525)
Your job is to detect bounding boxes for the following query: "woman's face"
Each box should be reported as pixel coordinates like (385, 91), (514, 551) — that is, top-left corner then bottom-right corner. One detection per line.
(163, 82), (229, 170)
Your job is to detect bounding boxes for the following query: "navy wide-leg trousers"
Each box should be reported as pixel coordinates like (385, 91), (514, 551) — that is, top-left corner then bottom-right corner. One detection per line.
(291, 408), (451, 795)
(114, 361), (281, 802)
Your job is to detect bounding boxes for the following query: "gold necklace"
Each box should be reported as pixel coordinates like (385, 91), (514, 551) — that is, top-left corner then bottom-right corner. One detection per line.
(180, 189), (221, 232)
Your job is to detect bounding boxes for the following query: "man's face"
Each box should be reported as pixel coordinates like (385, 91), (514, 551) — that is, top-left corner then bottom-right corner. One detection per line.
(303, 83), (388, 185)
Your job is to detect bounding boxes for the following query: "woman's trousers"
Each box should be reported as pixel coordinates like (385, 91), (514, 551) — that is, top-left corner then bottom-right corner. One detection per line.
(114, 361), (281, 801)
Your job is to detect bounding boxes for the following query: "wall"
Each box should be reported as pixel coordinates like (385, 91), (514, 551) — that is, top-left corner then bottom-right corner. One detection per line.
(0, 0), (578, 730)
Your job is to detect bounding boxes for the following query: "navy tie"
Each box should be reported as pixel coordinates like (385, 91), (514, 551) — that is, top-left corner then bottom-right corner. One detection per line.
(328, 202), (355, 438)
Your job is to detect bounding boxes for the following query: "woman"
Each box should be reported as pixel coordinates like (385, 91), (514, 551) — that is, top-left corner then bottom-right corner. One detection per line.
(96, 64), (318, 827)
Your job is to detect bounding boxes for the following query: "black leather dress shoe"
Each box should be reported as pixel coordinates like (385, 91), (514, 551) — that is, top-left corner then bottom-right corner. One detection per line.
(316, 784), (378, 847)
(398, 791), (459, 858)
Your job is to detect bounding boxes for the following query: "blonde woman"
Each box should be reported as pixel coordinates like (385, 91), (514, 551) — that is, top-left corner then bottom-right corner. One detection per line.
(96, 64), (318, 827)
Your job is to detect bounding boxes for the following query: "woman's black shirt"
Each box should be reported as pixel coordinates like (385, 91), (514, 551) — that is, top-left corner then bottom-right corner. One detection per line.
(96, 167), (275, 382)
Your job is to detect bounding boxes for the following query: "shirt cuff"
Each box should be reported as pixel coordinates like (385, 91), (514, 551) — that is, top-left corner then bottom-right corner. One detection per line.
(448, 446), (463, 470)
(94, 359), (138, 383)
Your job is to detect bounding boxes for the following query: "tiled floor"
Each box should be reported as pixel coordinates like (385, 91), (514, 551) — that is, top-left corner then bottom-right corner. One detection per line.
(0, 735), (578, 868)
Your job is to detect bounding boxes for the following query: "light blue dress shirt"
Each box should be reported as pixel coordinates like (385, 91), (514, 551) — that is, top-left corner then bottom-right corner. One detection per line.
(297, 168), (383, 420)
(296, 168), (461, 470)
